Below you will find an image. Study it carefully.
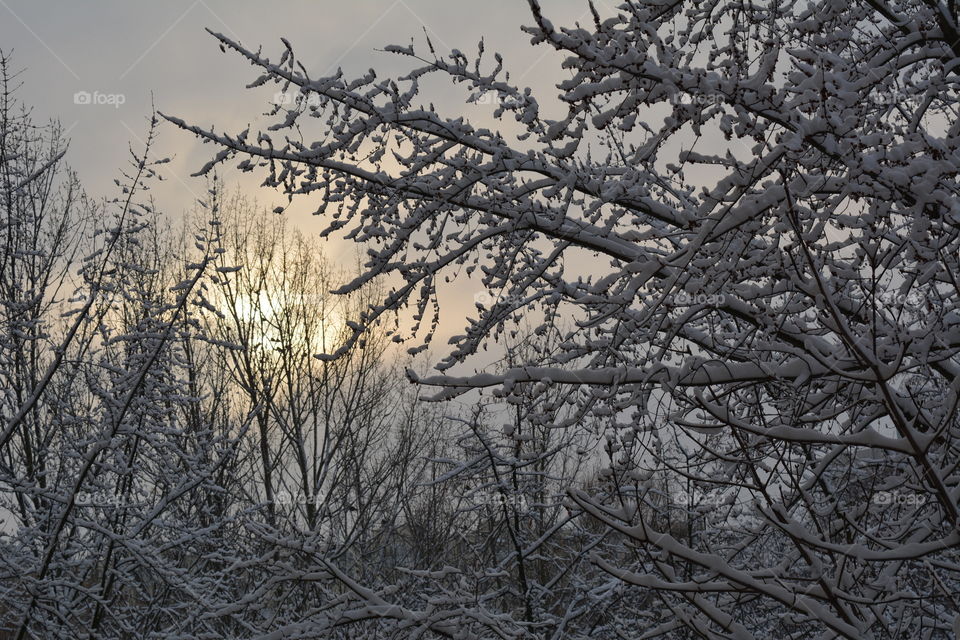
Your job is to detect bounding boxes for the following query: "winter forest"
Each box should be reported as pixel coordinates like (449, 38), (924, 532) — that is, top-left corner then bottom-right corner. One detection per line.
(1, 0), (960, 637)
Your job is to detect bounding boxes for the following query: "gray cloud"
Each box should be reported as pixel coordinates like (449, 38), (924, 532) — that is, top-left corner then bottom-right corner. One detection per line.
(1, 1), (592, 359)
(1, 0), (586, 228)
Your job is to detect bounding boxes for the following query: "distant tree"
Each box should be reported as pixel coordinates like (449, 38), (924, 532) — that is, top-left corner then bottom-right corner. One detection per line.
(169, 0), (960, 637)
(0, 51), (451, 639)
(171, 187), (445, 637)
(0, 52), (241, 638)
(0, 49), (90, 499)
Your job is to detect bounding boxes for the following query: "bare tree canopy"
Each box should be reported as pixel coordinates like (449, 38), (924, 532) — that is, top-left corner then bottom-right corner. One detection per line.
(163, 0), (960, 637)
(1, 0), (959, 637)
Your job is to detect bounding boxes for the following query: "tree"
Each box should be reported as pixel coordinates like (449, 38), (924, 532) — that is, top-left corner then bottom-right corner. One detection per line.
(0, 54), (246, 638)
(0, 50), (90, 513)
(176, 187), (448, 637)
(167, 1), (960, 637)
(0, 52), (453, 639)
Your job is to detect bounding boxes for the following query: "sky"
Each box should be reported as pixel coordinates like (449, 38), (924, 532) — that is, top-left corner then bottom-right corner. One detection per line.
(0, 0), (599, 370)
(0, 1), (591, 244)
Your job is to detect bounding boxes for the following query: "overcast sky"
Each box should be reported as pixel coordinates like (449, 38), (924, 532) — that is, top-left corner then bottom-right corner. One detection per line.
(1, 1), (599, 368)
(0, 1), (590, 246)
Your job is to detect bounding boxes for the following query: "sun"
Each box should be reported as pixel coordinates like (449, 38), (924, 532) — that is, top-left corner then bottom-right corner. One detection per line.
(219, 289), (346, 355)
